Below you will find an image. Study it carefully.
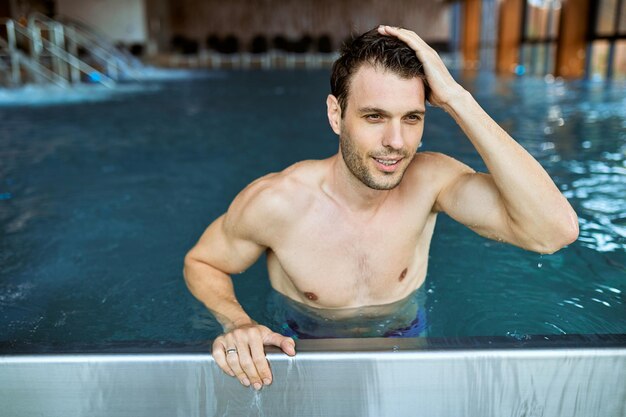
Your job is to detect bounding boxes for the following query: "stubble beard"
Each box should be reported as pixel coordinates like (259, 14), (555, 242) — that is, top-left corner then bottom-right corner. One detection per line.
(339, 131), (412, 191)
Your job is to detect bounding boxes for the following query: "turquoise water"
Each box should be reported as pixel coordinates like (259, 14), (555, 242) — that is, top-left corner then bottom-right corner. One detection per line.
(0, 70), (624, 345)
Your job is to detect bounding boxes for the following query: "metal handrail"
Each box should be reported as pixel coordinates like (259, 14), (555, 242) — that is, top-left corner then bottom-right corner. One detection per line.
(31, 12), (143, 80)
(0, 38), (68, 88)
(14, 50), (68, 87)
(28, 15), (83, 83)
(0, 19), (19, 85)
(0, 19), (67, 87)
(54, 14), (142, 65)
(27, 14), (68, 81)
(11, 20), (114, 88)
(1, 12), (146, 88)
(0, 39), (13, 81)
(66, 25), (144, 79)
(28, 12), (136, 81)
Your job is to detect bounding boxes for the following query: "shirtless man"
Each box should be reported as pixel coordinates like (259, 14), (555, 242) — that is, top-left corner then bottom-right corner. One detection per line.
(183, 26), (579, 390)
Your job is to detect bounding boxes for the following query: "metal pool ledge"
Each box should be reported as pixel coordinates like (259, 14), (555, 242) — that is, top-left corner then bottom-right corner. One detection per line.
(1, 336), (625, 417)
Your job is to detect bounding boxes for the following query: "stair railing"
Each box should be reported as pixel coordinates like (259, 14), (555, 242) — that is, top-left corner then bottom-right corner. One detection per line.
(0, 19), (67, 87)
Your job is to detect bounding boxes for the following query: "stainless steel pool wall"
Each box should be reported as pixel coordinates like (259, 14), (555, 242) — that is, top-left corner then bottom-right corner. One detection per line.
(1, 338), (625, 417)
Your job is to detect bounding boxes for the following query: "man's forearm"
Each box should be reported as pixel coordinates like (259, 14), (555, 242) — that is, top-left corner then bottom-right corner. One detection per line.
(183, 259), (254, 332)
(442, 89), (578, 250)
(184, 256), (295, 388)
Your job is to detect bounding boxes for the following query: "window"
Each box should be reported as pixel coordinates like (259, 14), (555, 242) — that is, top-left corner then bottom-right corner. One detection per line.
(613, 40), (626, 79)
(587, 0), (626, 79)
(589, 40), (611, 79)
(596, 0), (618, 35)
(519, 0), (561, 75)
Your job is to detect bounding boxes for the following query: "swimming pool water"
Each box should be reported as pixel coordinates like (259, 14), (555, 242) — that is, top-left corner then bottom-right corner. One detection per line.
(0, 70), (624, 346)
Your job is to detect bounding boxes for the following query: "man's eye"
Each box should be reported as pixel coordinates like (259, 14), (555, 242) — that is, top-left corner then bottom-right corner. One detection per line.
(366, 114), (381, 121)
(406, 115), (422, 122)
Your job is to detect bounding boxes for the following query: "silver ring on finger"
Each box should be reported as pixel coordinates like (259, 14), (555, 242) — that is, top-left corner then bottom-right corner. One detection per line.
(226, 347), (238, 355)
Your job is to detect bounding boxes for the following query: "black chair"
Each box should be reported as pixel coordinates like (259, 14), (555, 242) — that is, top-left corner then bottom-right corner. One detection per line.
(250, 35), (268, 54)
(129, 43), (144, 56)
(182, 39), (199, 55)
(206, 34), (221, 52)
(272, 35), (288, 52)
(317, 34), (333, 53)
(293, 35), (312, 53)
(171, 35), (198, 55)
(220, 35), (239, 54)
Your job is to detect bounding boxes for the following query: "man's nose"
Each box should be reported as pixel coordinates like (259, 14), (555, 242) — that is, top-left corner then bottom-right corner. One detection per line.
(382, 121), (404, 150)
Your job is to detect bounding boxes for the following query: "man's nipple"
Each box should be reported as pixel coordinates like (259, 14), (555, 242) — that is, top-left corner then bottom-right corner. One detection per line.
(399, 268), (408, 282)
(304, 292), (318, 301)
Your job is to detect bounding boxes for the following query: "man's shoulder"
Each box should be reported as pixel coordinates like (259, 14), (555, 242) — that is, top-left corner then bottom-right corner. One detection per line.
(411, 151), (458, 166)
(245, 159), (322, 205)
(226, 160), (324, 230)
(402, 152), (475, 206)
(406, 151), (465, 180)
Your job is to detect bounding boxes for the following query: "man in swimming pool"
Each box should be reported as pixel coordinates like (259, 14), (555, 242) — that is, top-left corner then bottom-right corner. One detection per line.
(183, 25), (579, 390)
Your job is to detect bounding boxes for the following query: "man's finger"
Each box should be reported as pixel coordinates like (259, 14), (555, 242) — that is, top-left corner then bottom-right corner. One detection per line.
(223, 334), (250, 387)
(378, 25), (431, 54)
(280, 337), (296, 356)
(234, 339), (263, 390)
(264, 331), (296, 356)
(248, 336), (273, 385)
(212, 339), (235, 377)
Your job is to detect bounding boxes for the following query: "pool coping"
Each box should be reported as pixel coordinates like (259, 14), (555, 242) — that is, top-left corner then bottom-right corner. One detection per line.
(1, 332), (624, 354)
(2, 335), (625, 417)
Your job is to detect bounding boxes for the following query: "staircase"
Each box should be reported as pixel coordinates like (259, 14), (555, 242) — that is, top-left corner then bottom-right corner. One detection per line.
(0, 12), (145, 89)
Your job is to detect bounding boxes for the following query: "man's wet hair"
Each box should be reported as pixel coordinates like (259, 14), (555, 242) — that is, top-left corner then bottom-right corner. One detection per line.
(330, 27), (429, 116)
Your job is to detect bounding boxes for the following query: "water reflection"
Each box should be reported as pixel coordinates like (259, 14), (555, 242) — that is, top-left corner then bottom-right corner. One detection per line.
(511, 77), (626, 253)
(563, 158), (626, 252)
(425, 74), (625, 337)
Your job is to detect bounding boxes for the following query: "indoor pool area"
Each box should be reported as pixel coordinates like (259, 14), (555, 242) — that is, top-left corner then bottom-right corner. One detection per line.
(1, 0), (625, 416)
(1, 68), (625, 417)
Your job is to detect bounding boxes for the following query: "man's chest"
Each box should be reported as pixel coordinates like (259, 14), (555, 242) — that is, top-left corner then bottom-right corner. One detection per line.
(267, 204), (437, 308)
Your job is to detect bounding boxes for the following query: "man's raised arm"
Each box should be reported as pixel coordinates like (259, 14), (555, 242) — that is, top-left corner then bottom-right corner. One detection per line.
(183, 179), (295, 390)
(379, 25), (578, 253)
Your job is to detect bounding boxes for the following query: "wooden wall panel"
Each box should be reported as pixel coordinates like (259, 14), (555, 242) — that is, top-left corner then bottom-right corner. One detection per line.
(496, 0), (523, 74)
(461, 0), (481, 69)
(168, 0), (451, 50)
(555, 0), (590, 78)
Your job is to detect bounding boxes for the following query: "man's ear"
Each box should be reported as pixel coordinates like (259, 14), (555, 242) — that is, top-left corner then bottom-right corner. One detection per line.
(326, 94), (342, 135)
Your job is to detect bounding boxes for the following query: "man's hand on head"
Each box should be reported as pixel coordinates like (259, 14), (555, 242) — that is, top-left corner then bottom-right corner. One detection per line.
(377, 25), (466, 108)
(212, 323), (296, 390)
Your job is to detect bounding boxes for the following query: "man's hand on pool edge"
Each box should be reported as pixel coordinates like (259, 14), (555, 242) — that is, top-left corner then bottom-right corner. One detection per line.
(212, 323), (296, 390)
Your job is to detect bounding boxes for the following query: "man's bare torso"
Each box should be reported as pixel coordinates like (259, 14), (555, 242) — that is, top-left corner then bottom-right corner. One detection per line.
(258, 152), (443, 312)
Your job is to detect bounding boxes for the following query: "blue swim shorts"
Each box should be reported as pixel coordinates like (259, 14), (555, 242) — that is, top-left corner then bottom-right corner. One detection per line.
(279, 306), (428, 339)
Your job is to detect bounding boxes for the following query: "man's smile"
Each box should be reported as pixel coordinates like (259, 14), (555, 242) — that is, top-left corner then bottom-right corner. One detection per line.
(372, 157), (403, 172)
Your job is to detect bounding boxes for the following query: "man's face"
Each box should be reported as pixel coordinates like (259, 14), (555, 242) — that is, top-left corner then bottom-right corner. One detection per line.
(331, 64), (426, 190)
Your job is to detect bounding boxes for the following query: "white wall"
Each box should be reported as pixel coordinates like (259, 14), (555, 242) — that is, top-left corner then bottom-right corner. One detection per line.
(56, 0), (147, 44)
